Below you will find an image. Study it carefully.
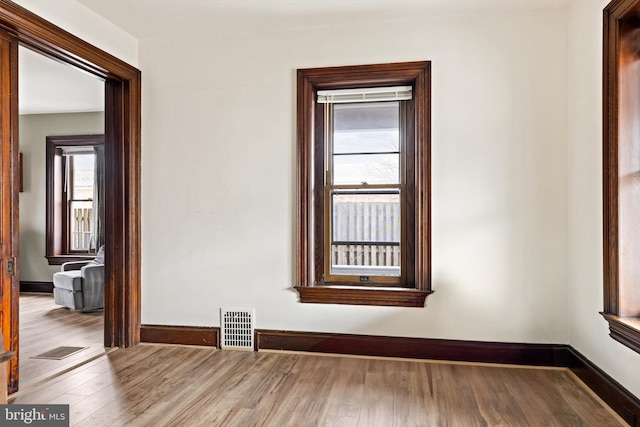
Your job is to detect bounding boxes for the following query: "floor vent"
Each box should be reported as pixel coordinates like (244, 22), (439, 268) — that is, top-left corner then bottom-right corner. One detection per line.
(220, 308), (255, 351)
(32, 346), (87, 360)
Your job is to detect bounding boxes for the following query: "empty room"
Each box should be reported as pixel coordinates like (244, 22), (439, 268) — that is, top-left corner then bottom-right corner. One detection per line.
(0, 0), (639, 425)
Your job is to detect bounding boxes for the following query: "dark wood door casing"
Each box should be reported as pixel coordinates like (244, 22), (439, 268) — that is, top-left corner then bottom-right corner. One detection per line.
(0, 26), (18, 394)
(0, 0), (141, 393)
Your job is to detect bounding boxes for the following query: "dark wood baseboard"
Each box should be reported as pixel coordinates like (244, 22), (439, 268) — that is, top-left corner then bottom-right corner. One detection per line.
(564, 347), (640, 426)
(140, 325), (219, 347)
(255, 329), (566, 366)
(19, 281), (53, 293)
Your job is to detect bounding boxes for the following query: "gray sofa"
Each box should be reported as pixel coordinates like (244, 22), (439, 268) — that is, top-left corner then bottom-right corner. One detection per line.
(53, 246), (104, 311)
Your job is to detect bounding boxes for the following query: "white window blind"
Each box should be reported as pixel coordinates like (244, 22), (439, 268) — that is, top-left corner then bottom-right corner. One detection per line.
(317, 86), (412, 104)
(61, 146), (95, 156)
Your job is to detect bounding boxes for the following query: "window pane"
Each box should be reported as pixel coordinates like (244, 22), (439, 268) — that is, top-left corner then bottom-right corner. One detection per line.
(69, 153), (94, 251)
(331, 191), (400, 277)
(332, 102), (400, 185)
(333, 153), (399, 185)
(70, 201), (93, 251)
(72, 154), (95, 200)
(334, 129), (400, 154)
(333, 102), (400, 154)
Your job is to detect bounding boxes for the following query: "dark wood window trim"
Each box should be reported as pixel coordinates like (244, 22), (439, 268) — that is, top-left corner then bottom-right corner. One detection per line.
(601, 314), (640, 354)
(295, 61), (433, 307)
(45, 134), (104, 265)
(602, 0), (640, 354)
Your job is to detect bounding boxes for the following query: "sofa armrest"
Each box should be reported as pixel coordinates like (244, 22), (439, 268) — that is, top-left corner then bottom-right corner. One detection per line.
(61, 261), (90, 271)
(81, 263), (105, 310)
(81, 263), (104, 281)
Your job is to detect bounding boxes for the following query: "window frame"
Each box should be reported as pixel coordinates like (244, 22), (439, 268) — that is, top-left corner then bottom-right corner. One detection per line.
(45, 134), (104, 265)
(295, 61), (432, 307)
(602, 0), (640, 354)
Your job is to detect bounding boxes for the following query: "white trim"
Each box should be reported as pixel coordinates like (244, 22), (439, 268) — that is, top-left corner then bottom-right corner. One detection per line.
(317, 86), (412, 104)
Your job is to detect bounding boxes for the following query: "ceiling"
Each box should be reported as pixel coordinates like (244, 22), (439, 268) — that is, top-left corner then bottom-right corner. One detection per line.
(19, 46), (104, 115)
(77, 0), (572, 39)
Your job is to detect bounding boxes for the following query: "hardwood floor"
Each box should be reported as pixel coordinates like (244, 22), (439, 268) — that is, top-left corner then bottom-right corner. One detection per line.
(19, 293), (107, 391)
(10, 342), (624, 426)
(14, 294), (625, 426)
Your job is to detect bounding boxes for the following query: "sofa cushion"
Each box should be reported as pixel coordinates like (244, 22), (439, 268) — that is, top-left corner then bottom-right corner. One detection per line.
(53, 270), (83, 291)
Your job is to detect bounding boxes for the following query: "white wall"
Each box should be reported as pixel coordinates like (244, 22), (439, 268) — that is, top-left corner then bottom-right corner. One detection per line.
(567, 0), (640, 398)
(140, 7), (569, 344)
(19, 113), (104, 282)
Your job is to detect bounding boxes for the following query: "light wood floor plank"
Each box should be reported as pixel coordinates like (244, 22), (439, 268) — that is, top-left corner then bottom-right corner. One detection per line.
(19, 293), (106, 392)
(468, 364), (528, 426)
(11, 345), (626, 427)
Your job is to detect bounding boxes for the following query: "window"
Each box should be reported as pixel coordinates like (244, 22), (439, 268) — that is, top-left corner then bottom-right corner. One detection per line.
(325, 97), (406, 285)
(296, 61), (432, 307)
(46, 134), (105, 265)
(602, 0), (640, 354)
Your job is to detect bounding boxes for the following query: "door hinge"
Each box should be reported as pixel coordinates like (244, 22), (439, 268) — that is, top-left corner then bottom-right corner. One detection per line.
(5, 258), (15, 276)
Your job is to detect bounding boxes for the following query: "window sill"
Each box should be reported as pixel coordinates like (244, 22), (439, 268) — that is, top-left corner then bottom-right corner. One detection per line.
(601, 312), (640, 354)
(294, 285), (433, 307)
(46, 255), (95, 266)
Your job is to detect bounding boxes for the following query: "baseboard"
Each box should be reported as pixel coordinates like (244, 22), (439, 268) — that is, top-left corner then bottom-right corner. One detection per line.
(140, 324), (219, 347)
(19, 281), (53, 293)
(564, 347), (640, 426)
(255, 329), (566, 366)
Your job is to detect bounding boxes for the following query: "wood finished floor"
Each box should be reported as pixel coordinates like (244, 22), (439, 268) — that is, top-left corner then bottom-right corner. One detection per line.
(13, 294), (624, 426)
(19, 293), (106, 391)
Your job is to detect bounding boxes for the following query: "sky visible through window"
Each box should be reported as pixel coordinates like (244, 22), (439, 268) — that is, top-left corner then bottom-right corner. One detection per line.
(333, 102), (400, 185)
(72, 154), (94, 199)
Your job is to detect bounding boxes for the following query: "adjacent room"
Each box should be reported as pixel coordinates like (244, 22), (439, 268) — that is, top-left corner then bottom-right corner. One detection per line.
(17, 45), (107, 390)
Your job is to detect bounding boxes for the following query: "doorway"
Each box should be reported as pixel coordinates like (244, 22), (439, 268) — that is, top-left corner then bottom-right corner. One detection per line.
(18, 45), (107, 390)
(0, 3), (141, 394)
